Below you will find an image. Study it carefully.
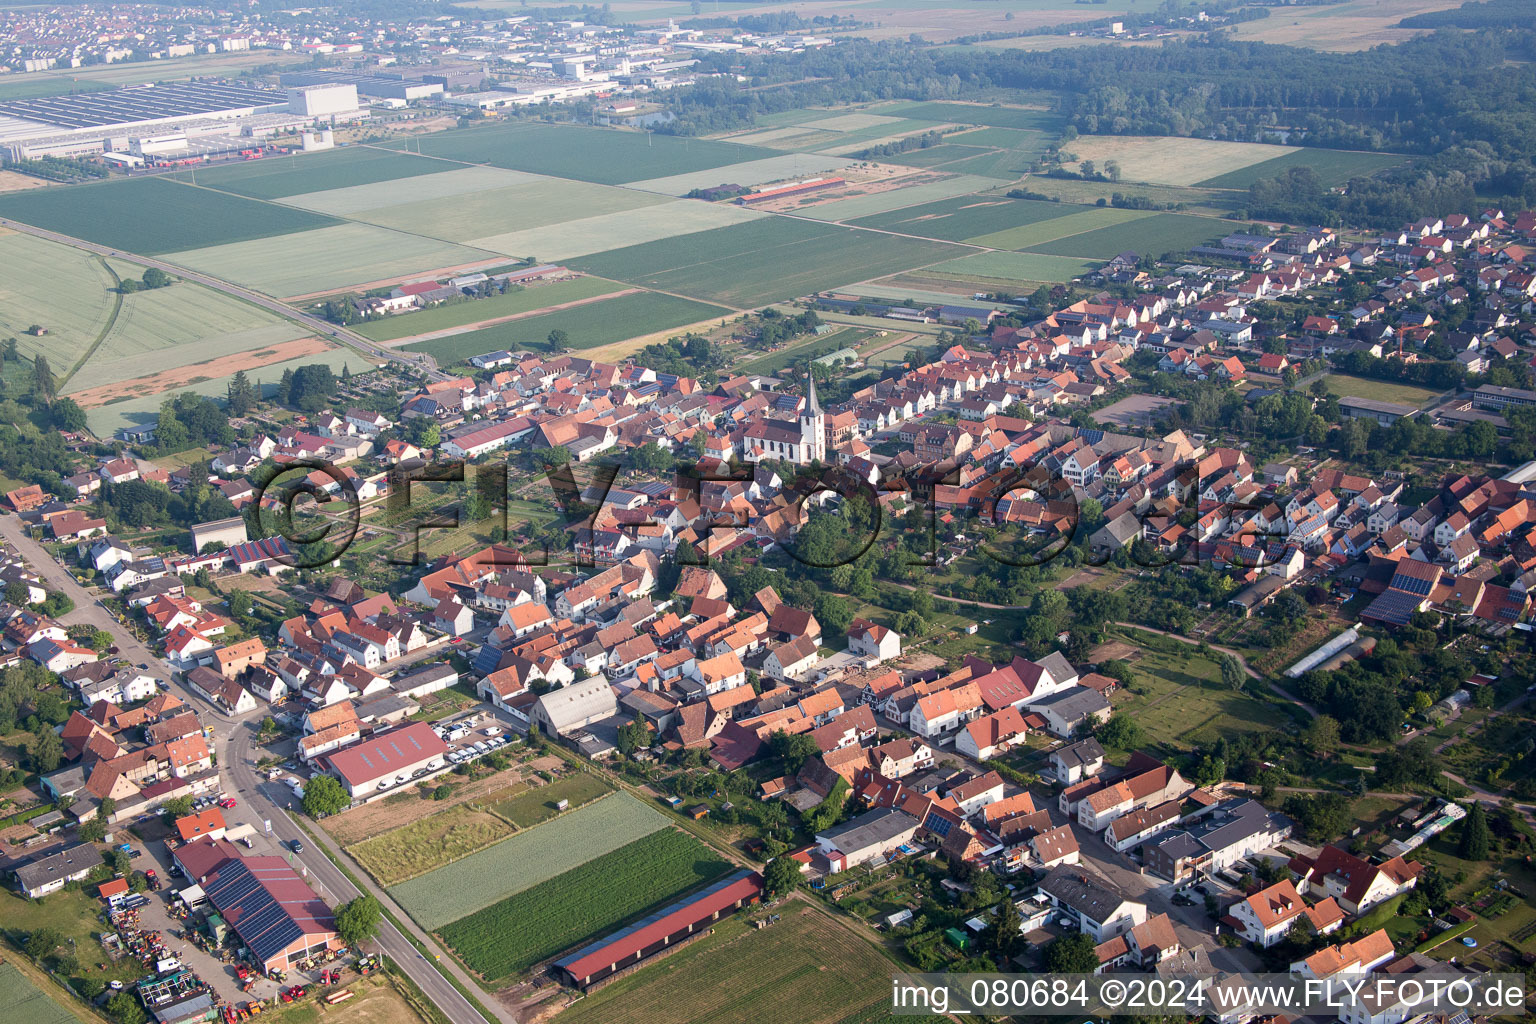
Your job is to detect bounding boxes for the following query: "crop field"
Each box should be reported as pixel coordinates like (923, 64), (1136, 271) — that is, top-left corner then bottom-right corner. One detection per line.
(165, 222), (496, 298)
(625, 153), (853, 196)
(877, 101), (1064, 131)
(1024, 211), (1229, 258)
(462, 197), (763, 261)
(926, 250), (1100, 285)
(352, 276), (627, 342)
(391, 792), (669, 930)
(349, 804), (517, 886)
(404, 290), (729, 364)
(1227, 0), (1466, 51)
(726, 125), (845, 151)
(796, 173), (1006, 222)
(558, 909), (902, 1024)
(571, 217), (966, 307)
(485, 772), (612, 828)
(345, 176), (670, 243)
(1062, 136), (1301, 187)
(1195, 148), (1407, 189)
(0, 176), (340, 254)
(180, 148), (460, 200)
(0, 963), (80, 1024)
(0, 232), (116, 366)
(389, 122), (777, 185)
(278, 166), (537, 216)
(438, 827), (732, 981)
(964, 205), (1149, 251)
(887, 127), (1051, 179)
(1324, 373), (1442, 407)
(851, 194), (1070, 242)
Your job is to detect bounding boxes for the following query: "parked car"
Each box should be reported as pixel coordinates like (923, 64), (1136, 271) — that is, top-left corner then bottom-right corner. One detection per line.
(291, 840), (304, 854)
(218, 798), (237, 809)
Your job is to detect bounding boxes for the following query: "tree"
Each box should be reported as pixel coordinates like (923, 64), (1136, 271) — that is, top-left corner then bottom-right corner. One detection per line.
(30, 729), (62, 773)
(227, 370), (256, 417)
(989, 896), (1024, 962)
(1459, 801), (1491, 861)
(617, 720), (652, 756)
(4, 581), (29, 605)
(142, 267), (171, 289)
(162, 795), (193, 821)
(1043, 932), (1098, 974)
(1220, 654), (1246, 691)
(32, 354), (55, 407)
(301, 774), (350, 817)
(106, 992), (147, 1024)
(763, 854), (801, 897)
(78, 817), (107, 842)
(1301, 715), (1341, 757)
(3, 337), (17, 361)
(25, 927), (63, 959)
(547, 328), (570, 350)
(335, 894), (382, 947)
(1095, 712), (1142, 750)
(51, 397), (87, 431)
(770, 729), (820, 774)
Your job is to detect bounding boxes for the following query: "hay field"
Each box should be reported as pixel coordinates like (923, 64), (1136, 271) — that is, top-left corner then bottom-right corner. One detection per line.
(463, 199), (764, 261)
(344, 176), (671, 242)
(1227, 0), (1467, 50)
(279, 165), (540, 216)
(390, 121), (777, 185)
(625, 152), (853, 195)
(0, 176), (340, 254)
(164, 222), (497, 298)
(353, 276), (629, 342)
(967, 205), (1151, 250)
(182, 147), (459, 200)
(0, 233), (115, 366)
(1063, 135), (1299, 186)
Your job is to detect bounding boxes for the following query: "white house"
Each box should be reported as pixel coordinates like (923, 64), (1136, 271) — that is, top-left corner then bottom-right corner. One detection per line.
(846, 618), (901, 663)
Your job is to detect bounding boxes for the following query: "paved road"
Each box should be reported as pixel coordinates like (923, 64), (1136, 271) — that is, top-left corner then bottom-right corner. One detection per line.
(0, 216), (450, 383)
(0, 515), (496, 1024)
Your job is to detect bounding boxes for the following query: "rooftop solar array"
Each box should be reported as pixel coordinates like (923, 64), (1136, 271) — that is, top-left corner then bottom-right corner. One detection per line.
(0, 81), (284, 130)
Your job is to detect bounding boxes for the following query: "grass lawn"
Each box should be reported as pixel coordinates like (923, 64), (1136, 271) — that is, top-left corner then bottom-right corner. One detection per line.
(351, 276), (628, 342)
(1324, 374), (1441, 407)
(558, 907), (909, 1024)
(0, 887), (149, 993)
(485, 772), (612, 828)
(348, 804), (518, 886)
(736, 326), (873, 376)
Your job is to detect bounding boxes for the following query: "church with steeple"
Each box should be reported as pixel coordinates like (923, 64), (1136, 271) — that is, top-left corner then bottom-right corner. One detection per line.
(799, 371), (826, 465)
(738, 368), (827, 466)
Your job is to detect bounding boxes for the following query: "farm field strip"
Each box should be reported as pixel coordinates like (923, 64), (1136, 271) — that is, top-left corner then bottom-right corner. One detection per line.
(438, 827), (732, 981)
(463, 199), (764, 262)
(0, 232), (116, 367)
(876, 100), (1065, 132)
(402, 290), (731, 364)
(176, 147), (462, 200)
(279, 165), (542, 215)
(850, 194), (1077, 242)
(966, 205), (1152, 250)
(1023, 211), (1229, 258)
(345, 176), (672, 242)
(390, 792), (669, 929)
(164, 222), (499, 298)
(92, 262), (308, 362)
(352, 276), (629, 342)
(794, 173), (1007, 222)
(925, 250), (1100, 285)
(1061, 135), (1300, 187)
(0, 962), (85, 1024)
(724, 125), (845, 150)
(1194, 147), (1408, 189)
(624, 152), (854, 196)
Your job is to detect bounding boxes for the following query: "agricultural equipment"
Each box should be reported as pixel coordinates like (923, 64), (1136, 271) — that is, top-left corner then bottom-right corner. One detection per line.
(324, 990), (354, 1006)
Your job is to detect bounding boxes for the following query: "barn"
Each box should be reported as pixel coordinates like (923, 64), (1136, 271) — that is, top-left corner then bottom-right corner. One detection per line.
(553, 870), (762, 989)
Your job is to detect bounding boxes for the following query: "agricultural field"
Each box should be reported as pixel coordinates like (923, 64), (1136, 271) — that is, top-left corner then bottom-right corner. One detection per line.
(1226, 0), (1468, 50)
(164, 222), (497, 299)
(850, 194), (1070, 243)
(0, 963), (80, 1024)
(1024, 211), (1230, 258)
(352, 276), (628, 342)
(461, 198), (764, 262)
(403, 290), (729, 365)
(348, 804), (517, 886)
(1324, 374), (1443, 407)
(558, 908), (904, 1024)
(388, 122), (777, 185)
(391, 792), (668, 930)
(795, 173), (1007, 222)
(887, 127), (1052, 179)
(1061, 136), (1300, 187)
(0, 176), (340, 254)
(625, 153), (853, 196)
(279, 165), (536, 216)
(438, 827), (732, 981)
(0, 232), (116, 367)
(876, 101), (1065, 132)
(570, 216), (966, 307)
(485, 771), (611, 828)
(1195, 148), (1408, 190)
(922, 250), (1100, 287)
(179, 147), (460, 200)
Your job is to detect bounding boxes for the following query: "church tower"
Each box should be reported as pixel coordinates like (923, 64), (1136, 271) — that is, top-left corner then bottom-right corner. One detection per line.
(799, 368), (826, 465)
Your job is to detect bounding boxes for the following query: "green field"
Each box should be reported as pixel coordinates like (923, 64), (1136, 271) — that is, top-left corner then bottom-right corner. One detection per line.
(927, 250), (1100, 285)
(878, 101), (1065, 131)
(796, 174), (1007, 222)
(1195, 148), (1407, 189)
(485, 772), (613, 828)
(391, 792), (669, 930)
(178, 147), (460, 200)
(438, 828), (732, 980)
(348, 804), (518, 886)
(353, 276), (627, 342)
(557, 909), (907, 1024)
(403, 291), (729, 364)
(0, 176), (340, 254)
(883, 144), (995, 168)
(738, 326), (873, 376)
(0, 963), (81, 1024)
(165, 222), (496, 298)
(1324, 373), (1442, 407)
(570, 217), (966, 307)
(966, 205), (1148, 250)
(851, 194), (1071, 242)
(389, 122), (778, 185)
(1025, 211), (1230, 258)
(279, 165), (537, 215)
(0, 232), (116, 367)
(465, 200), (764, 262)
(625, 152), (852, 196)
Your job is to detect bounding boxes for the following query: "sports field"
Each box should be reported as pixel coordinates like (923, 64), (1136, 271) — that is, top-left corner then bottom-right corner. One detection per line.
(178, 147), (459, 200)
(0, 176), (340, 254)
(462, 198), (763, 261)
(1063, 135), (1300, 187)
(0, 962), (83, 1024)
(390, 792), (669, 930)
(0, 232), (116, 367)
(344, 176), (671, 242)
(1324, 373), (1441, 407)
(438, 828), (732, 980)
(403, 291), (730, 364)
(557, 909), (903, 1024)
(352, 276), (628, 342)
(1196, 148), (1407, 189)
(850, 194), (1070, 242)
(570, 217), (966, 307)
(164, 222), (497, 298)
(1024, 211), (1229, 258)
(626, 153), (853, 196)
(389, 122), (778, 185)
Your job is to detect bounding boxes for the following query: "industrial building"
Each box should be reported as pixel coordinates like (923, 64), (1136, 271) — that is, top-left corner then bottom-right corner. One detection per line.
(286, 83), (360, 118)
(279, 70), (443, 102)
(321, 721), (449, 798)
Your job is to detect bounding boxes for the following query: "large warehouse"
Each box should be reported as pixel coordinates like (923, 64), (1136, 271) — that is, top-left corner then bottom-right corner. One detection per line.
(554, 870), (762, 989)
(322, 721), (448, 799)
